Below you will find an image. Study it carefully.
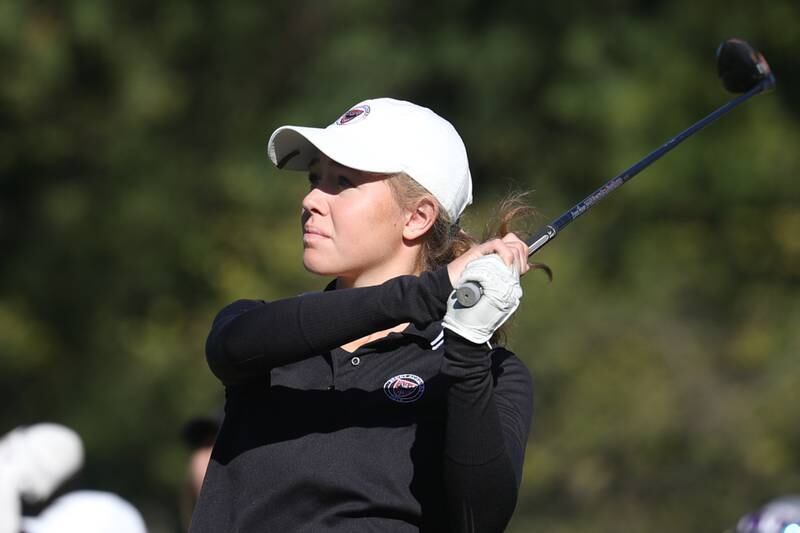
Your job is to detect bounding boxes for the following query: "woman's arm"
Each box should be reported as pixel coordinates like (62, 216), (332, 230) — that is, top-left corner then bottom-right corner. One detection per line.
(206, 267), (452, 385)
(440, 331), (534, 533)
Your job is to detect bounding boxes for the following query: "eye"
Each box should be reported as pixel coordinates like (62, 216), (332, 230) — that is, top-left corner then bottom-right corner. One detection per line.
(337, 175), (354, 188)
(307, 173), (320, 189)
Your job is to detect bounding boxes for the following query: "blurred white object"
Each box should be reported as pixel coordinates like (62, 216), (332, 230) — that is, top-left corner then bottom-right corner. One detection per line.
(0, 423), (85, 533)
(737, 495), (800, 533)
(21, 490), (147, 533)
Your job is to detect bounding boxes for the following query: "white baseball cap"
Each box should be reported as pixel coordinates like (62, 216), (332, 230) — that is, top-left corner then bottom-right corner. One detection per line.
(21, 491), (148, 533)
(267, 97), (473, 221)
(0, 423), (84, 502)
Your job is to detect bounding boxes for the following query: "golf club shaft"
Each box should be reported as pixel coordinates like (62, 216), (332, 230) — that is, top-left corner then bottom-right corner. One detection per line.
(524, 74), (774, 255)
(455, 74), (775, 307)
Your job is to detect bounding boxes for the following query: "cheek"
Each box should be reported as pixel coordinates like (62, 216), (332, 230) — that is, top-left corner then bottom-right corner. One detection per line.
(354, 194), (404, 242)
(325, 199), (401, 269)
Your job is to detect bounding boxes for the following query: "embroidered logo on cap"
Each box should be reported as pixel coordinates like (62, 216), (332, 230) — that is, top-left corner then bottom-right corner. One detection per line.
(336, 104), (370, 125)
(383, 374), (425, 403)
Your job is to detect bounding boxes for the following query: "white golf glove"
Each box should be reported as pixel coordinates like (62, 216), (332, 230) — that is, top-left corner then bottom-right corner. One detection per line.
(442, 254), (522, 344)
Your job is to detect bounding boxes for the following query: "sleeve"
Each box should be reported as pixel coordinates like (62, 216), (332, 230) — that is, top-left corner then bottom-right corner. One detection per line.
(440, 331), (534, 533)
(206, 267), (453, 385)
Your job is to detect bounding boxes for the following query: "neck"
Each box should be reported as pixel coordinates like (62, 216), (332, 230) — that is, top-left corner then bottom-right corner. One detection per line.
(340, 323), (410, 353)
(334, 254), (421, 290)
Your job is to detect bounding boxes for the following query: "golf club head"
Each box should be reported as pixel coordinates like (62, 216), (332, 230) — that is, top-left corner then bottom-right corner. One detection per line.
(717, 38), (775, 93)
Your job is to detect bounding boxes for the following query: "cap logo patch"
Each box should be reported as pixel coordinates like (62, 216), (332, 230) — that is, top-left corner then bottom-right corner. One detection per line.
(383, 374), (425, 403)
(336, 104), (370, 125)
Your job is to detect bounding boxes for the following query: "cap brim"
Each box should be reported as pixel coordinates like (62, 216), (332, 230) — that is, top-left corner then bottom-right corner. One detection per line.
(268, 126), (324, 170)
(267, 125), (404, 175)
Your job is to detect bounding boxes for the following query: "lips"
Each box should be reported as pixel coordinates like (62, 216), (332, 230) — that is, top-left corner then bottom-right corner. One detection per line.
(303, 225), (329, 239)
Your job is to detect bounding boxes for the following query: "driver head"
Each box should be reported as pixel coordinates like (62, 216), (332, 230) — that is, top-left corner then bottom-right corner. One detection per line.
(717, 38), (775, 93)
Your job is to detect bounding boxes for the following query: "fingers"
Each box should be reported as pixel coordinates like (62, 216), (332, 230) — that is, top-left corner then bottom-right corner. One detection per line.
(477, 238), (514, 269)
(477, 233), (529, 276)
(446, 233), (530, 286)
(501, 233), (530, 275)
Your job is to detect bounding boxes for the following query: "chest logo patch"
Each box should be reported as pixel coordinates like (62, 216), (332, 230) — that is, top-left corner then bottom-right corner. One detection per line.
(383, 374), (425, 403)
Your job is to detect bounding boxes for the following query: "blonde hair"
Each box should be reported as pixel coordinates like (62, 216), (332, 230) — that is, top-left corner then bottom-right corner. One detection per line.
(386, 172), (551, 274)
(385, 172), (473, 272)
(386, 172), (551, 343)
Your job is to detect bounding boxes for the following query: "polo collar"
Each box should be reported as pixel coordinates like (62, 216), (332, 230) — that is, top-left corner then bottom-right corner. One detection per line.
(401, 321), (445, 350)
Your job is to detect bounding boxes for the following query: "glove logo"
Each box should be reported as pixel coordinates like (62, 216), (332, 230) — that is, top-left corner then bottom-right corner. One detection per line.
(383, 374), (425, 403)
(336, 104), (370, 125)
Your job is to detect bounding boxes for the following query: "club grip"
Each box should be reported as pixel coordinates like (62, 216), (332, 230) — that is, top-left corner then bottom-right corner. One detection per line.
(454, 281), (482, 308)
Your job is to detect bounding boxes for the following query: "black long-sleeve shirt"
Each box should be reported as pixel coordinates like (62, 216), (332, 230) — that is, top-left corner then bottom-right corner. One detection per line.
(190, 267), (533, 533)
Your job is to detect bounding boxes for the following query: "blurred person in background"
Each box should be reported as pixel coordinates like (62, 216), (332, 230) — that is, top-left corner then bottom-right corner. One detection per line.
(178, 415), (220, 530)
(191, 98), (537, 532)
(1, 423), (148, 533)
(733, 495), (800, 533)
(0, 423), (84, 533)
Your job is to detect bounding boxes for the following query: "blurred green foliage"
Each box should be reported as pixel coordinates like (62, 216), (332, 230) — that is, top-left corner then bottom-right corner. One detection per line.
(1, 1), (798, 531)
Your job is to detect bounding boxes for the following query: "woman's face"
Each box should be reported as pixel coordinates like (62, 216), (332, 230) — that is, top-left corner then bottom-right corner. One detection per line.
(301, 155), (409, 284)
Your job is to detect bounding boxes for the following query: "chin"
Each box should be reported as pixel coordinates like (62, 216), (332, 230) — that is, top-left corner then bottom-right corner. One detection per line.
(302, 253), (340, 277)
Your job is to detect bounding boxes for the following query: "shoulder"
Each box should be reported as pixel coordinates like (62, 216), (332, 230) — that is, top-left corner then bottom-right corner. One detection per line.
(489, 347), (534, 395)
(214, 298), (266, 316)
(489, 346), (530, 375)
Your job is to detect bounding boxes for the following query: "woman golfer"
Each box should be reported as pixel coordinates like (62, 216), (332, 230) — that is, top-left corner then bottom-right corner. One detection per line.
(191, 98), (534, 533)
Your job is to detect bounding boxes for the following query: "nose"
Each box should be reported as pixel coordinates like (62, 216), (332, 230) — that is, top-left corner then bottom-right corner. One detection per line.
(302, 186), (328, 217)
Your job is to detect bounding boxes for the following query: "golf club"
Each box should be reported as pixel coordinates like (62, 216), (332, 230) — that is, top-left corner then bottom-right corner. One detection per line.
(455, 38), (776, 308)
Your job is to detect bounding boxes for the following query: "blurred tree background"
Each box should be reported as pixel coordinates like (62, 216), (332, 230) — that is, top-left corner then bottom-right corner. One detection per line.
(1, 0), (798, 531)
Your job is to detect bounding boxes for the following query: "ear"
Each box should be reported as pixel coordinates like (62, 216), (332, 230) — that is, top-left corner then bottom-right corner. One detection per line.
(402, 197), (439, 242)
